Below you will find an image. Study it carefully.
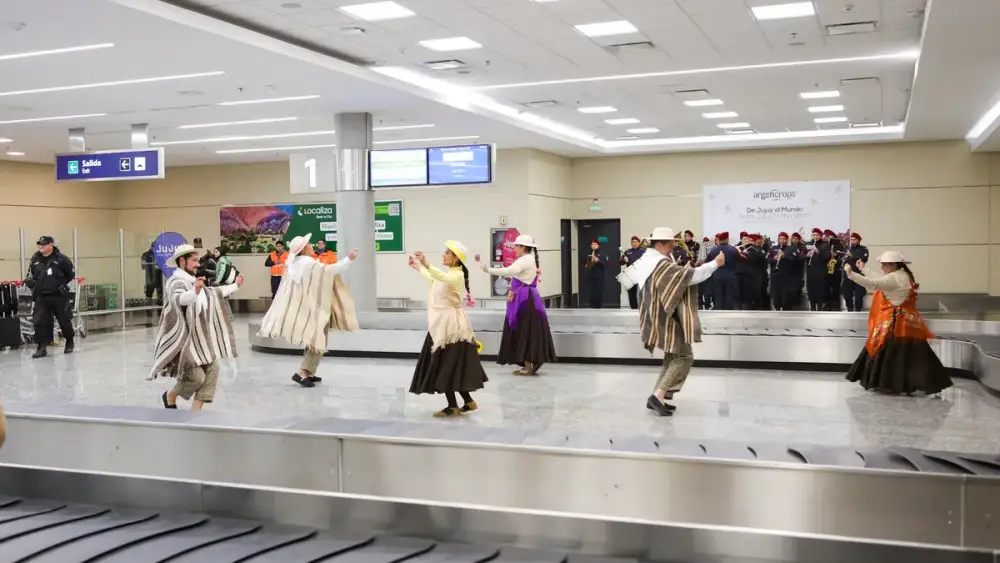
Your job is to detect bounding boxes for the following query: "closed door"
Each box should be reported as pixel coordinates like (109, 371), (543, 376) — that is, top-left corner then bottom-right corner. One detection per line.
(577, 219), (621, 308)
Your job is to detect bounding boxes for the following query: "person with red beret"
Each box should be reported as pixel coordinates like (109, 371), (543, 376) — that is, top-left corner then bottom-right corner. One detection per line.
(697, 236), (715, 309)
(583, 238), (609, 308)
(734, 232), (764, 309)
(619, 235), (645, 309)
(786, 232), (807, 308)
(840, 232), (870, 311)
(767, 232), (792, 310)
(805, 228), (831, 310)
(706, 231), (739, 309)
(824, 230), (846, 310)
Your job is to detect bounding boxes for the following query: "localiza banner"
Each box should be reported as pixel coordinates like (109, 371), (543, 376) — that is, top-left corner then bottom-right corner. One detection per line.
(702, 180), (851, 239)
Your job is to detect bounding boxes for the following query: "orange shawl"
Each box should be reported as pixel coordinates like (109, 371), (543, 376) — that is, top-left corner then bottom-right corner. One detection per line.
(865, 285), (934, 357)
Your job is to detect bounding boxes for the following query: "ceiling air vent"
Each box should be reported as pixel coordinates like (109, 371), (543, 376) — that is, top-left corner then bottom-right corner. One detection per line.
(726, 128), (757, 135)
(521, 100), (560, 109)
(826, 21), (878, 36)
(840, 76), (880, 86)
(423, 59), (467, 71)
(604, 41), (655, 54)
(672, 89), (710, 100)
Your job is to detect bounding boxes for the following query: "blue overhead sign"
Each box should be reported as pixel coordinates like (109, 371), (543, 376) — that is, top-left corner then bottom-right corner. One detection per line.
(55, 148), (165, 182)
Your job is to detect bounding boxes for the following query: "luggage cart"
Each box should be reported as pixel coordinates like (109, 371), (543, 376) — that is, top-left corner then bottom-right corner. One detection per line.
(17, 277), (87, 344)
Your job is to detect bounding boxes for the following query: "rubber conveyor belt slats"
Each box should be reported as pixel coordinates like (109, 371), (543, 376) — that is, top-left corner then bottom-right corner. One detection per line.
(0, 509), (156, 563)
(0, 499), (66, 525)
(0, 505), (109, 542)
(239, 531), (375, 562)
(89, 517), (263, 562)
(167, 523), (318, 562)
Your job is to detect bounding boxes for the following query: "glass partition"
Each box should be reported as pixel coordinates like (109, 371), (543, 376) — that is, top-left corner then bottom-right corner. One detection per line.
(0, 226), (22, 283)
(76, 228), (122, 313)
(124, 230), (162, 309)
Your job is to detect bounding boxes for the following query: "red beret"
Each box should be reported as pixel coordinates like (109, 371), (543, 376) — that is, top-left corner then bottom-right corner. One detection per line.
(631, 235), (640, 242)
(851, 232), (861, 240)
(703, 237), (710, 242)
(791, 232), (802, 239)
(739, 231), (748, 238)
(591, 238), (599, 244)
(778, 232), (789, 238)
(719, 231), (729, 240)
(811, 228), (822, 235)
(750, 234), (760, 241)
(684, 230), (693, 237)
(824, 229), (836, 237)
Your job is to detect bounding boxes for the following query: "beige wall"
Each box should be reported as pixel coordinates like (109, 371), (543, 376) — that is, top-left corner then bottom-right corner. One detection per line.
(570, 141), (998, 295)
(3, 140), (996, 299)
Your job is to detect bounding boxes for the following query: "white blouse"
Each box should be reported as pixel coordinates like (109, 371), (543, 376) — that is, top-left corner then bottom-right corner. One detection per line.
(481, 254), (537, 284)
(851, 266), (912, 306)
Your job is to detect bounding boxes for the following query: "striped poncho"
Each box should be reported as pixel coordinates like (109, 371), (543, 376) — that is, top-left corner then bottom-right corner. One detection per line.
(257, 255), (358, 353)
(639, 257), (701, 355)
(149, 272), (238, 380)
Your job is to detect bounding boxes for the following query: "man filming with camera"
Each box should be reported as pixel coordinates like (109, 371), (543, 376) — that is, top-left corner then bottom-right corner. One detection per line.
(26, 235), (76, 358)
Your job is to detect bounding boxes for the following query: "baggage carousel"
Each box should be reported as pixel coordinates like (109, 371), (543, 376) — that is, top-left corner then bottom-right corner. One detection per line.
(1, 464), (994, 563)
(248, 310), (1000, 393)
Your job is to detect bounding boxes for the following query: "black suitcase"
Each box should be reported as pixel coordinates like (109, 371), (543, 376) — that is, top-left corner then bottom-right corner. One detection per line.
(0, 317), (21, 349)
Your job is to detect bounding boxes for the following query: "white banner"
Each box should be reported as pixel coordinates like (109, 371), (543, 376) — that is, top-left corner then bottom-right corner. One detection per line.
(702, 180), (850, 239)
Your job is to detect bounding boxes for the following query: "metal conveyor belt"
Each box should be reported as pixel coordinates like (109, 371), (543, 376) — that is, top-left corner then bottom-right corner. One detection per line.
(0, 495), (570, 563)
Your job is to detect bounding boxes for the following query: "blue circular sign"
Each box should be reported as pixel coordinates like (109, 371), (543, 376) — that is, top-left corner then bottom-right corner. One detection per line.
(153, 232), (187, 277)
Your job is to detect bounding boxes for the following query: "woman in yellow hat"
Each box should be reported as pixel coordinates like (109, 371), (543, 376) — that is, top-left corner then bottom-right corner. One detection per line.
(408, 240), (488, 417)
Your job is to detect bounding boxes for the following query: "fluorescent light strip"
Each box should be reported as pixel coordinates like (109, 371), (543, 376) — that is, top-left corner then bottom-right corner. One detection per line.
(372, 124), (435, 131)
(626, 127), (659, 134)
(419, 37), (483, 51)
(851, 121), (882, 128)
(607, 125), (905, 147)
(0, 43), (114, 62)
(0, 138), (12, 143)
(751, 2), (815, 21)
(478, 50), (919, 90)
(218, 95), (319, 106)
(373, 135), (479, 145)
(217, 144), (336, 154)
(967, 99), (1000, 139)
(0, 113), (106, 125)
(574, 20), (638, 38)
(808, 105), (844, 113)
(605, 118), (640, 125)
(5, 151), (25, 156)
(702, 111), (738, 119)
(578, 106), (617, 114)
(153, 130), (336, 146)
(339, 1), (415, 21)
(717, 122), (751, 129)
(814, 116), (848, 123)
(0, 71), (224, 98)
(799, 90), (840, 99)
(684, 99), (724, 107)
(178, 117), (298, 129)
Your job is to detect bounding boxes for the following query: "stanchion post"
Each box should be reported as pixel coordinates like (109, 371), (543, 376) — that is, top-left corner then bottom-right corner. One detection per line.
(119, 229), (126, 328)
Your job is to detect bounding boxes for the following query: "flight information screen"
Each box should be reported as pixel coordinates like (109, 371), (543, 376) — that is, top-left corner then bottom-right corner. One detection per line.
(368, 148), (428, 187)
(427, 144), (492, 185)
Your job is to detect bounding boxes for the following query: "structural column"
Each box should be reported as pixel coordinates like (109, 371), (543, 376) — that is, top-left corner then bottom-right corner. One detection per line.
(334, 113), (377, 312)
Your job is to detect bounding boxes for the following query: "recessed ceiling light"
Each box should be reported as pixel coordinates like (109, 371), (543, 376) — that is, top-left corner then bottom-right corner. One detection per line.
(684, 99), (724, 107)
(808, 105), (845, 113)
(717, 122), (751, 129)
(372, 124), (434, 131)
(850, 121), (882, 128)
(702, 111), (738, 119)
(726, 129), (757, 135)
(338, 1), (415, 21)
(0, 138), (12, 143)
(0, 43), (114, 63)
(178, 117), (298, 129)
(799, 90), (840, 99)
(751, 2), (816, 21)
(419, 37), (482, 52)
(373, 135), (480, 145)
(5, 151), (25, 156)
(424, 59), (466, 70)
(578, 106), (617, 114)
(814, 116), (848, 123)
(626, 127), (659, 134)
(0, 71), (224, 98)
(615, 135), (639, 140)
(478, 50), (919, 90)
(153, 130), (336, 146)
(574, 20), (639, 38)
(218, 95), (319, 106)
(217, 144), (337, 154)
(0, 113), (106, 125)
(605, 118), (640, 125)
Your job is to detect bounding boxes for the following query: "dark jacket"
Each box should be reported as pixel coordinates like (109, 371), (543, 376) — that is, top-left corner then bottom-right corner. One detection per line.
(619, 247), (644, 268)
(27, 248), (75, 297)
(707, 243), (740, 278)
(843, 243), (870, 274)
(141, 248), (163, 288)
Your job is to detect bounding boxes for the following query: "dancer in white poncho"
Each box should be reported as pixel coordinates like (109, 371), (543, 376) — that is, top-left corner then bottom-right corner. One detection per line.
(257, 233), (359, 388)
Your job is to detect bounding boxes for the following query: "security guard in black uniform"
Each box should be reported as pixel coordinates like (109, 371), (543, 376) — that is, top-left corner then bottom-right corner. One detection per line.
(26, 236), (76, 358)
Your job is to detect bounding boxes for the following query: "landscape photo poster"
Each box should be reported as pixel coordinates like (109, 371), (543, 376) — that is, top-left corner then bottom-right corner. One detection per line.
(219, 203), (336, 254)
(702, 180), (851, 239)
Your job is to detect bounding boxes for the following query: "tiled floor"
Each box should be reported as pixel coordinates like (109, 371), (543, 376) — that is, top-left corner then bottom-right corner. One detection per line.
(3, 318), (1000, 454)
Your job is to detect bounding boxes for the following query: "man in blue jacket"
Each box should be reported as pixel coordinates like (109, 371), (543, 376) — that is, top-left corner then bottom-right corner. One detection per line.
(706, 232), (739, 310)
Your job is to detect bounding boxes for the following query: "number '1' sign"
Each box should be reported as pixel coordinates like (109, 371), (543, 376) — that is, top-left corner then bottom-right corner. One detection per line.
(289, 153), (334, 194)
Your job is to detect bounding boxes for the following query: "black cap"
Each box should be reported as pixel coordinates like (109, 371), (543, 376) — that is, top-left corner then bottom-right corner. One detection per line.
(193, 237), (202, 244)
(36, 236), (54, 245)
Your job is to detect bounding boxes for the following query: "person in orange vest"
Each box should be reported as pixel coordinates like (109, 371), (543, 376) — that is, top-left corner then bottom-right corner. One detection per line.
(264, 241), (288, 298)
(314, 239), (338, 265)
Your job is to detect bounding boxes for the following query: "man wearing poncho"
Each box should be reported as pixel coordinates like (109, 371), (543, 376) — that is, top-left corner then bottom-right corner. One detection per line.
(635, 227), (725, 416)
(150, 244), (243, 411)
(258, 233), (359, 387)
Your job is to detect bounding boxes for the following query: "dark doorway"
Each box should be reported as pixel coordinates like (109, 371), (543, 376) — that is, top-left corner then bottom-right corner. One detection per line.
(560, 219), (572, 307)
(577, 219), (621, 308)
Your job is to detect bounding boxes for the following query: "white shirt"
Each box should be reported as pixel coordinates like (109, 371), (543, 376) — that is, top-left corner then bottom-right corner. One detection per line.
(286, 254), (351, 283)
(173, 269), (239, 313)
(633, 248), (718, 289)
(481, 254), (537, 284)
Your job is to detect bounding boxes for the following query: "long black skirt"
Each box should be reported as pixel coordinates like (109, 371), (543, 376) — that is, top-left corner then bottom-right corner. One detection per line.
(497, 297), (557, 368)
(846, 338), (953, 395)
(409, 333), (488, 395)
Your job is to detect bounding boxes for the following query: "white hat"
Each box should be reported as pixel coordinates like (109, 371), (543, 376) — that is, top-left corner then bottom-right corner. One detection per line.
(876, 250), (910, 264)
(445, 240), (468, 263)
(169, 244), (203, 264)
(513, 234), (536, 248)
(288, 233), (313, 256)
(648, 227), (680, 241)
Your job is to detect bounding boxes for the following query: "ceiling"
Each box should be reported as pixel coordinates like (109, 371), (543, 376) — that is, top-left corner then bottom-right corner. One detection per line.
(1, 0), (999, 166)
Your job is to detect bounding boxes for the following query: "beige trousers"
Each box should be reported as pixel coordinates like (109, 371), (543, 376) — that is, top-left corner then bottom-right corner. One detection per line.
(653, 342), (694, 397)
(171, 361), (221, 403)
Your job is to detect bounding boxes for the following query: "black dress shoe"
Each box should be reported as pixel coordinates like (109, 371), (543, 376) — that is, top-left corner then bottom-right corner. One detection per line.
(64, 340), (75, 354)
(646, 395), (675, 416)
(162, 391), (177, 409)
(31, 345), (47, 359)
(307, 375), (322, 383)
(292, 374), (316, 388)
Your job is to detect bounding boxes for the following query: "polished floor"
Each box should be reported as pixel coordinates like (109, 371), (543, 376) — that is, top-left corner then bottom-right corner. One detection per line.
(2, 318), (1000, 454)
